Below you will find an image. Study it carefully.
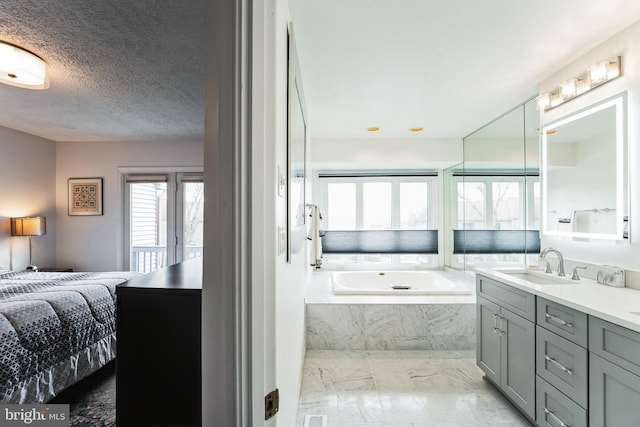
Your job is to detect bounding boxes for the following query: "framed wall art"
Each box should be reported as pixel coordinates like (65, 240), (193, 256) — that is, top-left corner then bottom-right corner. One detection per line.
(68, 177), (103, 216)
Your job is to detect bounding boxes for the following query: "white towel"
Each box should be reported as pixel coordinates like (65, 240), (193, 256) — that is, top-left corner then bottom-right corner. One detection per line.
(307, 205), (323, 268)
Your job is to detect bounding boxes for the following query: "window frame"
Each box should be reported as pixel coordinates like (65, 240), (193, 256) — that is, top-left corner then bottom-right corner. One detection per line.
(123, 171), (204, 272)
(450, 172), (540, 269)
(451, 174), (540, 230)
(319, 173), (439, 231)
(317, 172), (440, 269)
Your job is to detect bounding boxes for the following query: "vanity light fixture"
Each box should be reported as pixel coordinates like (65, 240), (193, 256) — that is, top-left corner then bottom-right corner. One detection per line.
(537, 56), (621, 112)
(0, 41), (49, 90)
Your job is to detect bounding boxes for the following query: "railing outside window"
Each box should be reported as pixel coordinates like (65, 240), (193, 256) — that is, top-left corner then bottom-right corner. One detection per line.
(131, 245), (203, 274)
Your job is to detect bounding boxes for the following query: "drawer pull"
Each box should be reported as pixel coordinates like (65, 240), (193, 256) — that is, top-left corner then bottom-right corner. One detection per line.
(545, 313), (573, 328)
(544, 407), (571, 427)
(544, 355), (573, 375)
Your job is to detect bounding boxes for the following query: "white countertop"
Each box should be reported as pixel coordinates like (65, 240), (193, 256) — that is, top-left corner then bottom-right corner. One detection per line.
(475, 267), (640, 333)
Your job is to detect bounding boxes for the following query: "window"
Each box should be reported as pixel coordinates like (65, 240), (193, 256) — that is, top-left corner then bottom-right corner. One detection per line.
(124, 172), (204, 273)
(451, 173), (539, 269)
(319, 173), (438, 268)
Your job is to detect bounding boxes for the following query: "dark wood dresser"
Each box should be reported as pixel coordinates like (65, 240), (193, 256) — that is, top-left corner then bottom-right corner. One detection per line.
(116, 259), (202, 427)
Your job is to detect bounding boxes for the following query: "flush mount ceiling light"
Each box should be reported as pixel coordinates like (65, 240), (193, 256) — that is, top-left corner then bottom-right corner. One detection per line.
(537, 56), (620, 112)
(0, 41), (49, 90)
(367, 126), (380, 132)
(409, 127), (424, 132)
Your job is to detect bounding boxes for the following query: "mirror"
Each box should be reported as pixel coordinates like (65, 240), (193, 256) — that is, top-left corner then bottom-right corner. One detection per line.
(287, 25), (309, 261)
(451, 97), (540, 271)
(541, 93), (627, 240)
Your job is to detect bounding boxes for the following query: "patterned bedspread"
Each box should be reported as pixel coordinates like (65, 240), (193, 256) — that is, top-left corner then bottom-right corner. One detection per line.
(0, 270), (140, 403)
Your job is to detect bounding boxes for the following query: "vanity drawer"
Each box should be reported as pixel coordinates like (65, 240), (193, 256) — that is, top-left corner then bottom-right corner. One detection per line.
(537, 297), (588, 347)
(589, 316), (640, 377)
(536, 376), (587, 427)
(536, 326), (588, 408)
(476, 275), (535, 321)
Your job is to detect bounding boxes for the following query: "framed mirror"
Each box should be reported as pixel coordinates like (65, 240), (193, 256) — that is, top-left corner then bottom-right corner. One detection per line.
(541, 92), (627, 240)
(287, 24), (308, 262)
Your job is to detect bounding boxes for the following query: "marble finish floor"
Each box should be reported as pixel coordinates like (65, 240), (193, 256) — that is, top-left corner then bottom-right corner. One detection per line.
(296, 350), (532, 427)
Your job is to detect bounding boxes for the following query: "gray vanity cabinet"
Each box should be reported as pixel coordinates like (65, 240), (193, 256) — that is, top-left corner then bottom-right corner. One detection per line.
(535, 298), (589, 427)
(476, 276), (536, 420)
(589, 316), (640, 426)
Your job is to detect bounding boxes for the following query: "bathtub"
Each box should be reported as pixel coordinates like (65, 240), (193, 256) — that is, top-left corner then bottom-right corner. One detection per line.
(331, 270), (473, 295)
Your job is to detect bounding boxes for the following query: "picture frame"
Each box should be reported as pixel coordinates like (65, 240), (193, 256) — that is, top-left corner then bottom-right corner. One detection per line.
(68, 177), (103, 216)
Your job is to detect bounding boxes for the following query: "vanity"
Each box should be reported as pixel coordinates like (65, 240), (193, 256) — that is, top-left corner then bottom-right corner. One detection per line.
(476, 267), (640, 427)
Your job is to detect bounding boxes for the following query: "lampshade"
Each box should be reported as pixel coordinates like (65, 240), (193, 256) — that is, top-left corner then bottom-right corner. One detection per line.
(0, 41), (49, 90)
(11, 217), (46, 236)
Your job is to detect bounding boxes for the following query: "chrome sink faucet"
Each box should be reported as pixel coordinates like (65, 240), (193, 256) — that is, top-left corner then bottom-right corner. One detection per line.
(539, 247), (566, 277)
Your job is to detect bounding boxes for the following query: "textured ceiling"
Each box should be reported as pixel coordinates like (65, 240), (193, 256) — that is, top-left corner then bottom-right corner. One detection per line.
(0, 1), (205, 142)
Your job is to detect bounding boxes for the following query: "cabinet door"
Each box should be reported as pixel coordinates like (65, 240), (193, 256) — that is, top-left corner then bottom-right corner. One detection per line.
(590, 353), (640, 427)
(477, 296), (501, 385)
(501, 308), (536, 420)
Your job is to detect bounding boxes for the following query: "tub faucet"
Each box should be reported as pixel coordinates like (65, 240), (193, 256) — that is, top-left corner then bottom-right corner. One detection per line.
(539, 247), (565, 277)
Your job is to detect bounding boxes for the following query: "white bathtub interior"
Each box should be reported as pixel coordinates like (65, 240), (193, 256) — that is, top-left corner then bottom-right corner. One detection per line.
(332, 270), (473, 295)
(306, 268), (475, 304)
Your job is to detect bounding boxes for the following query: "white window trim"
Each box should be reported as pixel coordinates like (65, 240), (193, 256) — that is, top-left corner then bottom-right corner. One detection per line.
(318, 173), (439, 268)
(451, 175), (540, 230)
(122, 170), (203, 271)
(319, 174), (439, 231)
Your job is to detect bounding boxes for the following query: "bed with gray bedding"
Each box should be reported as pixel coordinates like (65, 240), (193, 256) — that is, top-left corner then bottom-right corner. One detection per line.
(0, 269), (140, 403)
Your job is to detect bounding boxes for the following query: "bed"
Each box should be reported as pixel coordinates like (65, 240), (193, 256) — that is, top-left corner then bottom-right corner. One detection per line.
(0, 269), (140, 404)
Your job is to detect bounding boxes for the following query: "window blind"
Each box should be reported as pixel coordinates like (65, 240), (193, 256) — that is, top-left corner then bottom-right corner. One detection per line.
(322, 230), (438, 254)
(453, 230), (540, 254)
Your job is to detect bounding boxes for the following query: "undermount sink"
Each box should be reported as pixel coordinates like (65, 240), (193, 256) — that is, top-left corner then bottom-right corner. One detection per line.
(494, 269), (575, 285)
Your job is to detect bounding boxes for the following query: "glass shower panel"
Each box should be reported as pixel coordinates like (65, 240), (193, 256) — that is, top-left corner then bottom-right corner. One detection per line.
(457, 97), (539, 271)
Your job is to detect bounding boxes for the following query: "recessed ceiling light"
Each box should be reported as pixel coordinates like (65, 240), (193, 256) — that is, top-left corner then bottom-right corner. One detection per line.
(409, 127), (424, 132)
(0, 40), (49, 90)
(367, 126), (380, 132)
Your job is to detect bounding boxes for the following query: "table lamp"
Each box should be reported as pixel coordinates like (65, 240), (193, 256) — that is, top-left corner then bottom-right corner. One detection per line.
(11, 216), (46, 271)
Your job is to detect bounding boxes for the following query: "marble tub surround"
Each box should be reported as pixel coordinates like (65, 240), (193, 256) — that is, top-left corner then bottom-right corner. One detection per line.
(296, 350), (531, 427)
(306, 303), (475, 351)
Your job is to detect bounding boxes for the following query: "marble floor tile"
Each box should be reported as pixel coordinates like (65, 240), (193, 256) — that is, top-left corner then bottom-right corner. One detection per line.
(297, 350), (532, 427)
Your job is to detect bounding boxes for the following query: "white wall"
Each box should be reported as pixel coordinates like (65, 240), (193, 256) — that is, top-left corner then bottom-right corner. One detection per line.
(539, 19), (640, 270)
(275, 10), (308, 427)
(55, 140), (203, 271)
(312, 137), (462, 171)
(0, 126), (56, 270)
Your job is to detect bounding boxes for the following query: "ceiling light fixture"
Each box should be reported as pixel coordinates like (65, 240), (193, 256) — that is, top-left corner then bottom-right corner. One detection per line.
(367, 126), (380, 132)
(409, 127), (424, 132)
(0, 41), (49, 90)
(537, 56), (620, 112)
